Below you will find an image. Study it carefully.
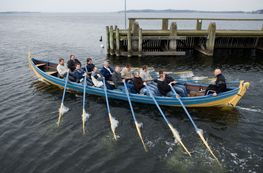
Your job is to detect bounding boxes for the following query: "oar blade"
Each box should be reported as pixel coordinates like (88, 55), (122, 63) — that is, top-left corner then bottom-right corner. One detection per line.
(135, 121), (148, 152)
(57, 103), (69, 127)
(109, 113), (119, 140)
(82, 109), (90, 135)
(197, 129), (221, 166)
(168, 123), (191, 156)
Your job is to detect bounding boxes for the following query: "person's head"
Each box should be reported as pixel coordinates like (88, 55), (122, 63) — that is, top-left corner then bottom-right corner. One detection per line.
(75, 63), (81, 70)
(92, 66), (97, 72)
(114, 65), (121, 73)
(133, 71), (140, 77)
(59, 58), (64, 65)
(214, 68), (222, 77)
(70, 55), (75, 60)
(159, 70), (165, 80)
(103, 61), (109, 68)
(125, 64), (131, 71)
(87, 57), (93, 64)
(142, 65), (148, 72)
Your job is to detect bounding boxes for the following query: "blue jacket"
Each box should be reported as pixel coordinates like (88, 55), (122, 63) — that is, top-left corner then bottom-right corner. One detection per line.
(73, 69), (84, 83)
(100, 66), (113, 81)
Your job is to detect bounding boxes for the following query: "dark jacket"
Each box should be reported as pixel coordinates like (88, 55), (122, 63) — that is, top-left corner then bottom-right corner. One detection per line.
(205, 74), (227, 94)
(67, 59), (81, 72)
(85, 63), (95, 72)
(156, 75), (174, 96)
(112, 72), (123, 87)
(73, 69), (84, 83)
(100, 66), (113, 81)
(133, 76), (144, 93)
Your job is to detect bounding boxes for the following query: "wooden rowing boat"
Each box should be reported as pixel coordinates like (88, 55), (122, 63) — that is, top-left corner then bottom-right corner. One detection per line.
(28, 53), (250, 107)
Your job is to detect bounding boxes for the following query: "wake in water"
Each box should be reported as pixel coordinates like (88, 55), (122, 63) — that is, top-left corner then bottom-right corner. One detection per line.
(236, 106), (263, 114)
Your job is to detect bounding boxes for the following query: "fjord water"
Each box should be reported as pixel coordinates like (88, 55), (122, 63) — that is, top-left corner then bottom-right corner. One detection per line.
(0, 12), (263, 173)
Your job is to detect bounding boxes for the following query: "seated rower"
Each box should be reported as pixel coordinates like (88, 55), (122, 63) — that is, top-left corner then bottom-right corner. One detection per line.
(57, 58), (68, 78)
(205, 68), (227, 96)
(85, 57), (95, 73)
(121, 64), (133, 80)
(140, 65), (153, 82)
(91, 67), (114, 89)
(156, 71), (188, 97)
(132, 71), (144, 94)
(100, 61), (114, 81)
(67, 54), (81, 72)
(112, 65), (133, 92)
(73, 63), (85, 83)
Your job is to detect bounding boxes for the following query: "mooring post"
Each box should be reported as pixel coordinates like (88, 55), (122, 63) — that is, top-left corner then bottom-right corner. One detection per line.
(129, 18), (136, 30)
(138, 28), (143, 57)
(127, 28), (132, 57)
(196, 19), (202, 30)
(109, 26), (114, 55)
(106, 26), (110, 55)
(115, 27), (120, 56)
(206, 22), (216, 55)
(162, 18), (169, 30)
(169, 22), (178, 50)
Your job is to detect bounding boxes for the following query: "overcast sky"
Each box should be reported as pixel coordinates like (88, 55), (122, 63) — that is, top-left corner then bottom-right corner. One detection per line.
(0, 0), (262, 12)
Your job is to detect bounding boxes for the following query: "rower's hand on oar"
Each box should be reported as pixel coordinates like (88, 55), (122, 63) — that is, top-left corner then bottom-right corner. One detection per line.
(212, 93), (217, 96)
(122, 79), (126, 83)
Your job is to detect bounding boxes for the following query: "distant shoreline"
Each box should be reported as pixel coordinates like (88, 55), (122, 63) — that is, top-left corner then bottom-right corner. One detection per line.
(119, 9), (263, 14)
(0, 9), (262, 14)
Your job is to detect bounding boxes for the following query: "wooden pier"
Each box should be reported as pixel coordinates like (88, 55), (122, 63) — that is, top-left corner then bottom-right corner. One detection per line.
(106, 18), (263, 57)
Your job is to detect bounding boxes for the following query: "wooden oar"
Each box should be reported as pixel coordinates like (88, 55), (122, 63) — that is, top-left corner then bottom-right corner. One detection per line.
(123, 81), (148, 152)
(102, 78), (119, 140)
(169, 84), (221, 165)
(81, 72), (90, 135)
(144, 83), (191, 156)
(57, 71), (70, 126)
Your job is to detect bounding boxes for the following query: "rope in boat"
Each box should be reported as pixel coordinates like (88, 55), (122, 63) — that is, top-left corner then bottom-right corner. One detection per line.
(123, 81), (148, 152)
(169, 84), (221, 166)
(144, 83), (191, 156)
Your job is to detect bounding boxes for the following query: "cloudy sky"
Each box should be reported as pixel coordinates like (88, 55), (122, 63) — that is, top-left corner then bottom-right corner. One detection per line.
(0, 0), (262, 12)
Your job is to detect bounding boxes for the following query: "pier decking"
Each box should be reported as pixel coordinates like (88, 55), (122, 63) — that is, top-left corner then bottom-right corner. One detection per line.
(106, 18), (263, 57)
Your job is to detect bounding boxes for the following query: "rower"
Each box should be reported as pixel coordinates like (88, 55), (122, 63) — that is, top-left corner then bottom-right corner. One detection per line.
(85, 57), (95, 73)
(100, 61), (114, 81)
(112, 65), (133, 92)
(67, 55), (81, 72)
(156, 71), (188, 97)
(140, 65), (153, 82)
(57, 58), (68, 78)
(205, 68), (227, 96)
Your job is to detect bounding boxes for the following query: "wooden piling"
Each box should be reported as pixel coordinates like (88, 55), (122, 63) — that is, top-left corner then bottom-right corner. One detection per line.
(115, 27), (120, 56)
(196, 19), (202, 30)
(129, 18), (136, 30)
(127, 29), (132, 57)
(206, 22), (216, 55)
(109, 26), (114, 55)
(106, 26), (110, 54)
(162, 18), (169, 30)
(138, 28), (143, 57)
(169, 22), (178, 50)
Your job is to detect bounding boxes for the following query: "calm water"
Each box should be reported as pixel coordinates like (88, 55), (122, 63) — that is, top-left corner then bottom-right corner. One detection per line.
(0, 12), (263, 173)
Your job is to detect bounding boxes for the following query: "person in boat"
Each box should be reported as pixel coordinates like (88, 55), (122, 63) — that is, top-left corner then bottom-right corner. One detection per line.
(57, 58), (68, 78)
(72, 63), (85, 83)
(100, 61), (114, 81)
(156, 71), (188, 97)
(132, 71), (144, 94)
(112, 65), (133, 92)
(205, 68), (227, 96)
(85, 57), (95, 73)
(140, 65), (153, 82)
(67, 55), (81, 72)
(91, 66), (114, 89)
(121, 64), (133, 80)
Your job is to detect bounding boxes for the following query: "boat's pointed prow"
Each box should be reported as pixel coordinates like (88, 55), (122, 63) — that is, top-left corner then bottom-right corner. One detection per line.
(228, 80), (250, 107)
